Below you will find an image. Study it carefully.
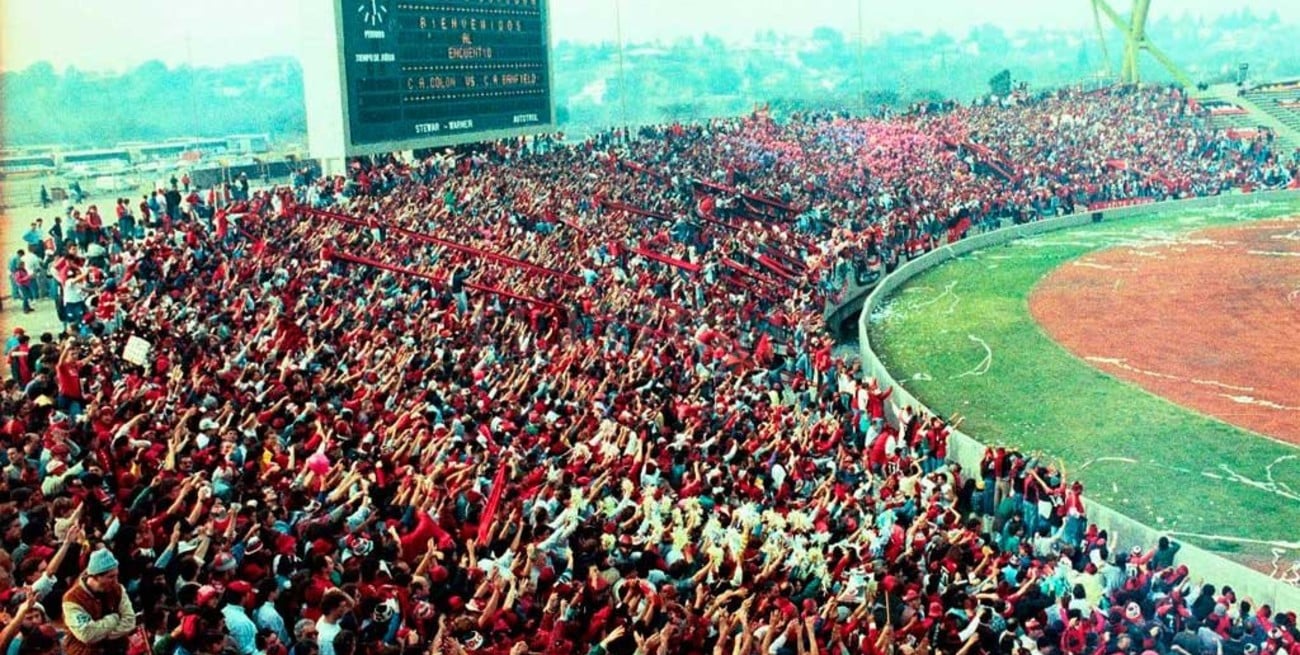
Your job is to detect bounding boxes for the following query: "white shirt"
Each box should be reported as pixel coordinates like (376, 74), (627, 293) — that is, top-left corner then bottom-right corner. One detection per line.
(316, 618), (342, 655)
(63, 277), (86, 303)
(771, 462), (787, 490)
(838, 373), (856, 395)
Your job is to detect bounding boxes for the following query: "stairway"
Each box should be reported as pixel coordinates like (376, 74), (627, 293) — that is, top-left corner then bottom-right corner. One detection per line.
(1213, 84), (1300, 153)
(1241, 89), (1300, 151)
(1209, 112), (1263, 131)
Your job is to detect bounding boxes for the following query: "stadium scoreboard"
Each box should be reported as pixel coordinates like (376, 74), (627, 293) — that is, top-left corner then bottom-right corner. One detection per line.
(303, 0), (554, 159)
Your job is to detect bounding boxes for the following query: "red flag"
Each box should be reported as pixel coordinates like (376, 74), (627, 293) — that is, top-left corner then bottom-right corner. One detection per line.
(475, 463), (509, 547)
(699, 195), (716, 217)
(755, 332), (774, 365)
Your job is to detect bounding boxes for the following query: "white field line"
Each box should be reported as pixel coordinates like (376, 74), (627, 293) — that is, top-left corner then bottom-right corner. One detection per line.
(1220, 394), (1300, 411)
(1081, 457), (1192, 476)
(1270, 550), (1300, 585)
(909, 280), (957, 311)
(1164, 531), (1300, 550)
(1267, 456), (1299, 496)
(1072, 261), (1137, 271)
(1077, 456), (1139, 470)
(1246, 250), (1300, 257)
(951, 335), (992, 379)
(1078, 456), (1300, 508)
(1216, 463), (1300, 504)
(1085, 357), (1255, 393)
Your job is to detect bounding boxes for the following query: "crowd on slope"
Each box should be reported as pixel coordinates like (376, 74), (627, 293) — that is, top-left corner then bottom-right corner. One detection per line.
(2, 84), (1299, 655)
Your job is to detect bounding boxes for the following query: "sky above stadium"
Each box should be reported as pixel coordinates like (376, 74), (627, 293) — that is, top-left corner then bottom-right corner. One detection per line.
(1, 0), (1297, 73)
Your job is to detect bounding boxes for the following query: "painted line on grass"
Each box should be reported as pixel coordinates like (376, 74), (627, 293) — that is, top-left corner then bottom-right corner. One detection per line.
(1215, 463), (1300, 504)
(951, 335), (992, 379)
(1170, 532), (1300, 587)
(1081, 457), (1193, 476)
(1163, 534), (1300, 587)
(1076, 455), (1299, 508)
(1271, 554), (1300, 585)
(1164, 531), (1300, 551)
(1077, 456), (1138, 470)
(909, 280), (958, 311)
(1266, 455), (1299, 497)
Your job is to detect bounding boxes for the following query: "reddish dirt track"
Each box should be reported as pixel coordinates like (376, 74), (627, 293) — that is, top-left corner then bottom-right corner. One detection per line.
(1029, 217), (1300, 446)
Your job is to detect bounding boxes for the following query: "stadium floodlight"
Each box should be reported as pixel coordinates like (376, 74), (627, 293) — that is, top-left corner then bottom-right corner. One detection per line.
(1089, 0), (1193, 87)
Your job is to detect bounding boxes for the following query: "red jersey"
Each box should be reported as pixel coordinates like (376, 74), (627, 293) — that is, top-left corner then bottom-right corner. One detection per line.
(56, 362), (84, 401)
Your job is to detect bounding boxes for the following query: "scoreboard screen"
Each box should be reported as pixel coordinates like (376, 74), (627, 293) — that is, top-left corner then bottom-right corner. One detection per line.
(324, 0), (553, 154)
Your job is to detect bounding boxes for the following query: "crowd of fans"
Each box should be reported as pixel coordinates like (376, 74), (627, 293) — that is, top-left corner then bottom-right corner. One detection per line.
(2, 84), (1299, 655)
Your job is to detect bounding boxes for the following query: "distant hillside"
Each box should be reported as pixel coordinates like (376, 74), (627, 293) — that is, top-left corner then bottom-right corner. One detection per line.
(4, 9), (1298, 149)
(2, 58), (305, 148)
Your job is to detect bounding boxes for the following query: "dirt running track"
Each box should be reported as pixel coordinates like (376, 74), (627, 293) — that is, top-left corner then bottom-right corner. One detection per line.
(1029, 217), (1300, 446)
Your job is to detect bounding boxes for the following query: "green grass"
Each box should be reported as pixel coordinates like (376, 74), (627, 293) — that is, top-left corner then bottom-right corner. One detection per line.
(868, 197), (1300, 560)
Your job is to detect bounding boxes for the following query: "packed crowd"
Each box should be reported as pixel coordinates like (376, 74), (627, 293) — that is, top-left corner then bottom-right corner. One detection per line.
(7, 173), (252, 319)
(3, 84), (1299, 655)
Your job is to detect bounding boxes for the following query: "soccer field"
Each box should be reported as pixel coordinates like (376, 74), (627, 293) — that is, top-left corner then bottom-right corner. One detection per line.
(867, 196), (1300, 567)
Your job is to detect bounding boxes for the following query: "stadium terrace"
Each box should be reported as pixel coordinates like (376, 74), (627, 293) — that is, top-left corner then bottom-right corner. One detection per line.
(1, 85), (1299, 655)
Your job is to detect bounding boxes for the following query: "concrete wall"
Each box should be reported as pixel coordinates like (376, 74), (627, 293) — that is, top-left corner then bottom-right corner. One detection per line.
(840, 189), (1300, 610)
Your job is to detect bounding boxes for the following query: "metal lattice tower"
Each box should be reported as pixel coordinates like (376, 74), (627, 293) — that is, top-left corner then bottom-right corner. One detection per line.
(1090, 0), (1193, 87)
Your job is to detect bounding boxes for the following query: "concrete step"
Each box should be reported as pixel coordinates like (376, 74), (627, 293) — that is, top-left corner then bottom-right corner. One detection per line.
(1205, 87), (1300, 153)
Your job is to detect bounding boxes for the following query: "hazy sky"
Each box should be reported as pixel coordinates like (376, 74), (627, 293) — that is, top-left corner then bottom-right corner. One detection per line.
(2, 0), (1297, 73)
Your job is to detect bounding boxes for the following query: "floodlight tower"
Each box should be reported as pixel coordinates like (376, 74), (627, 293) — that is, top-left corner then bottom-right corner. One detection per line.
(1089, 0), (1193, 87)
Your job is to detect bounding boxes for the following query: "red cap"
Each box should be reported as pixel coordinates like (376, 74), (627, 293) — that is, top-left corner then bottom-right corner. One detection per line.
(197, 585), (220, 606)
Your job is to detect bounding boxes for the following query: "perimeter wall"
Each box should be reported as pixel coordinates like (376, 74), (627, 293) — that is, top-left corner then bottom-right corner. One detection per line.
(838, 189), (1300, 609)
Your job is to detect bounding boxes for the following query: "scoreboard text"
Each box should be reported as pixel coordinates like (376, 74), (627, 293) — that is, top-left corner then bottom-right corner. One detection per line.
(339, 0), (552, 148)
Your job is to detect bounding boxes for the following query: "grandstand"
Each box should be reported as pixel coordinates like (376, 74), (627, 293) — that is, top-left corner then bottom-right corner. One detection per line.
(6, 83), (1299, 653)
(1242, 80), (1300, 149)
(3, 4), (1300, 655)
(1189, 80), (1300, 152)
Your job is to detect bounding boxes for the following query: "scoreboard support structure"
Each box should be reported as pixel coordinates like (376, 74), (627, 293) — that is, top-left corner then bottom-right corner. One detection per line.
(301, 0), (555, 162)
